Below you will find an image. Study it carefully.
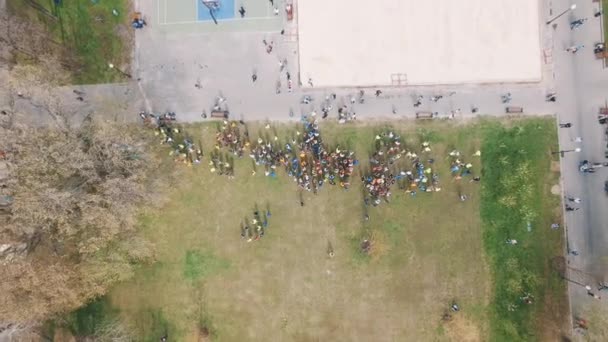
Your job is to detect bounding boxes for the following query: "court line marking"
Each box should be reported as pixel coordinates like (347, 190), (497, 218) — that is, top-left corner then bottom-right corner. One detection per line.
(195, 0), (199, 22)
(160, 16), (279, 25)
(156, 0), (160, 25)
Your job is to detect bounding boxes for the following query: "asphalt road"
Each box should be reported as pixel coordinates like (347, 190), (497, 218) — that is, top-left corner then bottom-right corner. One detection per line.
(549, 0), (608, 320)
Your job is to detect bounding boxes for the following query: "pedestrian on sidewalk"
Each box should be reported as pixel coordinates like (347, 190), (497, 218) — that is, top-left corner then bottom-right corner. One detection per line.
(566, 45), (584, 53)
(559, 122), (572, 128)
(570, 18), (588, 30)
(239, 6), (246, 17)
(565, 204), (579, 211)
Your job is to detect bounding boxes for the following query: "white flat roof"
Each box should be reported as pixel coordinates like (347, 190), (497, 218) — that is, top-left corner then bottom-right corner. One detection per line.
(297, 0), (542, 87)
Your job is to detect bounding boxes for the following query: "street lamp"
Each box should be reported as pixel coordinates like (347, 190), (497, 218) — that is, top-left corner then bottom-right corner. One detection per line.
(546, 4), (577, 25)
(108, 63), (132, 79)
(552, 148), (581, 157)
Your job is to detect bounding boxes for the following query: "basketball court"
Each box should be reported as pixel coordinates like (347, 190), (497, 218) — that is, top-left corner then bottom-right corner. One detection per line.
(298, 0), (542, 87)
(156, 0), (280, 26)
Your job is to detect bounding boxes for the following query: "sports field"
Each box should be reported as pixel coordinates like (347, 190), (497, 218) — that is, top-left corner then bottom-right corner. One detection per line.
(298, 0), (542, 87)
(158, 0), (279, 25)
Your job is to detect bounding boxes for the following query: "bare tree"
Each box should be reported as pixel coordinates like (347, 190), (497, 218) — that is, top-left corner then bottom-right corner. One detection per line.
(0, 117), (167, 324)
(0, 322), (38, 342)
(93, 318), (134, 342)
(0, 9), (75, 70)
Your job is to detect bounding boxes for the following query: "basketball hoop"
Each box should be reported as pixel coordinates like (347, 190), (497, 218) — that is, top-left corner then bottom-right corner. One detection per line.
(201, 0), (220, 10)
(201, 0), (221, 24)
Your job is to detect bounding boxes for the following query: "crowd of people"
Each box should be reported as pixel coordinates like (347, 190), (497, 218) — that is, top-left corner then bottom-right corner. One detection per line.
(448, 149), (480, 181)
(241, 206), (271, 242)
(202, 117), (358, 191)
(208, 150), (235, 177)
(140, 111), (479, 205)
(215, 120), (247, 157)
(363, 131), (441, 205)
(140, 111), (204, 165)
(245, 118), (356, 191)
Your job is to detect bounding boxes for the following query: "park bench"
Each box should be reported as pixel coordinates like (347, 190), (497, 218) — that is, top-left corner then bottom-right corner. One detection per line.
(505, 106), (523, 114)
(416, 111), (434, 119)
(285, 3), (293, 21)
(210, 110), (229, 119)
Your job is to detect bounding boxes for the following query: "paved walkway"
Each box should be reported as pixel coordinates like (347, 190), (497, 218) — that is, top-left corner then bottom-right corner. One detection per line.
(130, 0), (558, 123)
(4, 0), (560, 125)
(549, 0), (608, 323)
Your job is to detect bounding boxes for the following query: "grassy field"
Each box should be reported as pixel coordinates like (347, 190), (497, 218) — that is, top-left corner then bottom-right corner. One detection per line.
(52, 118), (565, 341)
(7, 0), (131, 84)
(603, 0), (608, 44)
(108, 120), (491, 341)
(480, 120), (567, 341)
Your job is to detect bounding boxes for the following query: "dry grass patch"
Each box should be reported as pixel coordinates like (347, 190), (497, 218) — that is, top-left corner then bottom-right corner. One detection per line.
(107, 120), (494, 341)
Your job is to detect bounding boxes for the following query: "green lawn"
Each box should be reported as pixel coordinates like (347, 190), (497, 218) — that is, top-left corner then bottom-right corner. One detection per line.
(603, 0), (608, 43)
(7, 0), (131, 84)
(50, 119), (566, 341)
(480, 119), (567, 341)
